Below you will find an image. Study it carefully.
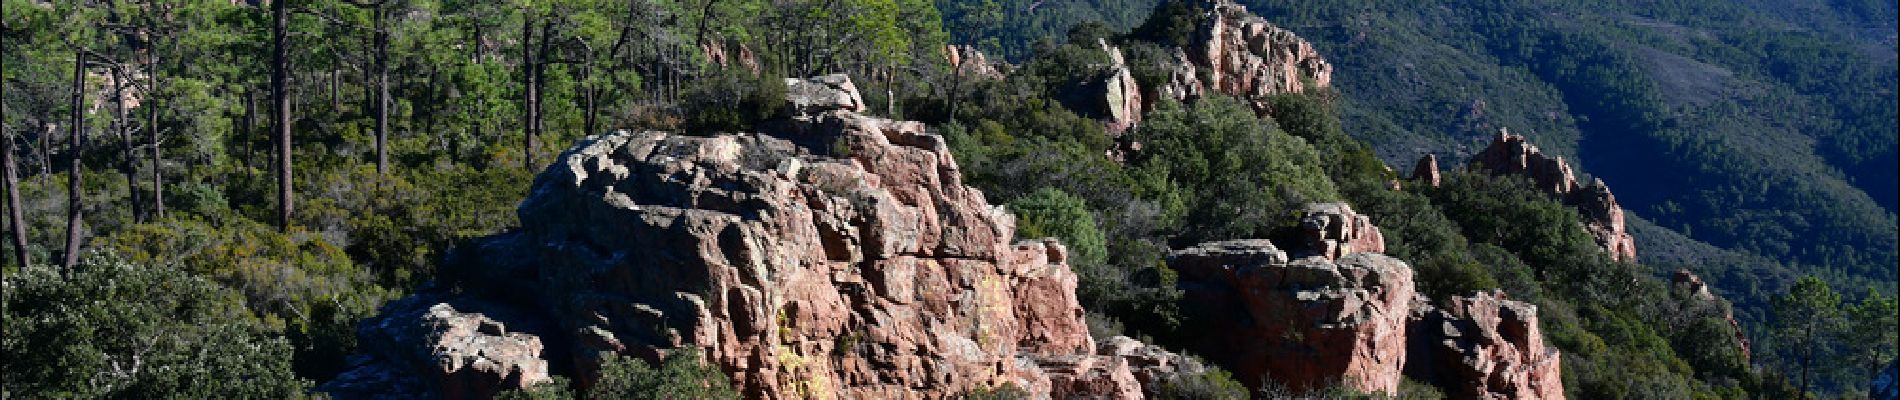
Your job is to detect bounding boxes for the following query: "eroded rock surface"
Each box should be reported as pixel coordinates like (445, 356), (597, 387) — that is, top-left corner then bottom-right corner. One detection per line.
(320, 295), (552, 399)
(1469, 130), (1637, 262)
(1158, 0), (1333, 114)
(326, 75), (1197, 399)
(1406, 292), (1564, 400)
(1060, 40), (1145, 137)
(1300, 203), (1386, 260)
(1171, 240), (1413, 395)
(947, 44), (1003, 80)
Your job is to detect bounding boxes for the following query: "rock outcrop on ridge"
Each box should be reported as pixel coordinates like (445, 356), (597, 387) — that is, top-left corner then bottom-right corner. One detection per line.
(947, 44), (1004, 81)
(1159, 0), (1333, 114)
(1405, 292), (1565, 400)
(1170, 239), (1414, 395)
(322, 75), (1193, 399)
(1671, 270), (1752, 362)
(1469, 129), (1638, 262)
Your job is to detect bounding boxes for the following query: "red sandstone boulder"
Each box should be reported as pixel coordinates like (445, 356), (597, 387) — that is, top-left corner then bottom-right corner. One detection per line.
(1171, 239), (1414, 395)
(1406, 292), (1565, 400)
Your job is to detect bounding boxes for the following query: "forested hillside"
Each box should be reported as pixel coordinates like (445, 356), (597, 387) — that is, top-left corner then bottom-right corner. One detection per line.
(944, 0), (1900, 395)
(3, 0), (1894, 398)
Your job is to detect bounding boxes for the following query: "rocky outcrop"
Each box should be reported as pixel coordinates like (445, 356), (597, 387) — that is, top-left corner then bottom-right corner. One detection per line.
(1671, 270), (1751, 362)
(1300, 203), (1386, 260)
(1157, 0), (1332, 115)
(947, 44), (1003, 81)
(321, 295), (552, 399)
(1059, 40), (1146, 137)
(1406, 292), (1565, 400)
(703, 40), (761, 75)
(326, 75), (1197, 399)
(1413, 154), (1441, 187)
(1469, 129), (1637, 262)
(784, 74), (867, 116)
(1171, 240), (1414, 395)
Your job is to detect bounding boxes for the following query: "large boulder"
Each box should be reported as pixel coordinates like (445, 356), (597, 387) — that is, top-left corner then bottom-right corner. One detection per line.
(326, 75), (1200, 399)
(1405, 292), (1565, 400)
(1059, 40), (1146, 137)
(1469, 129), (1637, 262)
(1171, 240), (1414, 395)
(320, 295), (552, 399)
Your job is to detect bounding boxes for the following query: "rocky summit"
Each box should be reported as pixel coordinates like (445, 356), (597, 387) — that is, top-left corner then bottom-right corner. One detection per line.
(1469, 130), (1638, 262)
(322, 75), (1193, 399)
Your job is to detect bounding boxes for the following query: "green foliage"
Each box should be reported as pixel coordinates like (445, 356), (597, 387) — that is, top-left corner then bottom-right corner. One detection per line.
(1010, 187), (1108, 269)
(2, 253), (312, 398)
(1153, 367), (1249, 400)
(586, 352), (739, 400)
(961, 384), (1030, 400)
(1129, 96), (1338, 245)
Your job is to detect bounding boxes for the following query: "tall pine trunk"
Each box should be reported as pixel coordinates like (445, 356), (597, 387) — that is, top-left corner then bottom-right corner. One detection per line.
(4, 131), (29, 268)
(148, 45), (165, 219)
(373, 5), (390, 175)
(61, 51), (88, 274)
(114, 70), (144, 223)
(272, 0), (294, 232)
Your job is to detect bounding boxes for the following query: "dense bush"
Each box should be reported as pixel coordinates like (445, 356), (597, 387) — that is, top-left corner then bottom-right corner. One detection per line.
(2, 253), (312, 398)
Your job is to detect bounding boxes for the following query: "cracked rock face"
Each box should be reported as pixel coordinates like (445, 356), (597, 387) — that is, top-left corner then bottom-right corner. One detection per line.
(1405, 292), (1564, 400)
(1300, 203), (1387, 261)
(1158, 0), (1333, 115)
(325, 75), (1196, 399)
(1171, 239), (1414, 395)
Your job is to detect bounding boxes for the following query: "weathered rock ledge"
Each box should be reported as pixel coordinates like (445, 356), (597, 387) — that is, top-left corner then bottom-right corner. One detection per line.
(321, 75), (1190, 399)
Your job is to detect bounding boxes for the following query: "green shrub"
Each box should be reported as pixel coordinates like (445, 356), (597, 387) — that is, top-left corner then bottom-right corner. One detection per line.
(2, 252), (313, 398)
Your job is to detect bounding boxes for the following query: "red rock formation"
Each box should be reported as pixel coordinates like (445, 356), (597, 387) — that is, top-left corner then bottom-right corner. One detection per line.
(1171, 240), (1414, 395)
(946, 44), (1003, 80)
(326, 75), (1198, 399)
(1059, 40), (1145, 137)
(1469, 129), (1637, 262)
(1406, 292), (1565, 400)
(1301, 202), (1387, 260)
(1158, 0), (1333, 115)
(702, 39), (761, 75)
(1414, 154), (1442, 187)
